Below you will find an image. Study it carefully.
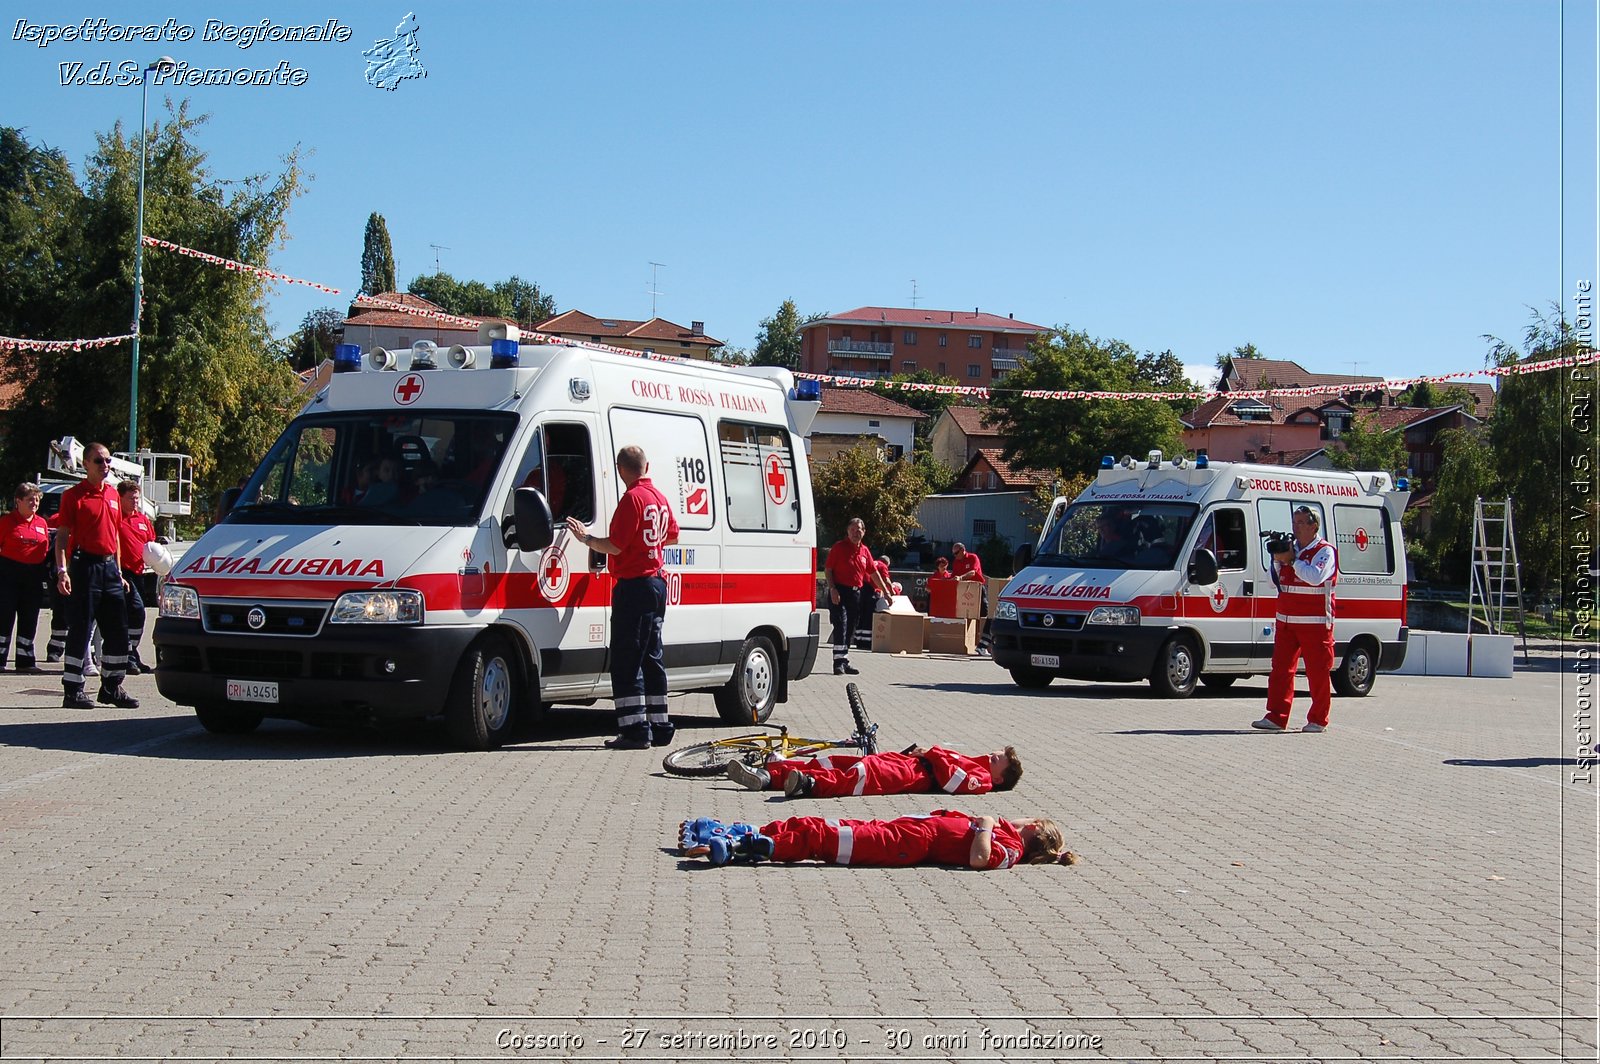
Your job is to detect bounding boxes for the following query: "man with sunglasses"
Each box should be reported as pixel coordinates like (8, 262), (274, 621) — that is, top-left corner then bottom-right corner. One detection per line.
(1252, 505), (1336, 734)
(54, 443), (138, 710)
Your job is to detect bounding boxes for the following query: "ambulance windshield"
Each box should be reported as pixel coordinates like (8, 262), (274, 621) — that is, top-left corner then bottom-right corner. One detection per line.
(1036, 501), (1198, 571)
(230, 412), (517, 526)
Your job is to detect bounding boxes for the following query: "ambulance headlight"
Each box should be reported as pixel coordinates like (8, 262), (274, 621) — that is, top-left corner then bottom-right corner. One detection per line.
(159, 583), (200, 619)
(995, 600), (1018, 621)
(1086, 605), (1140, 626)
(330, 590), (424, 624)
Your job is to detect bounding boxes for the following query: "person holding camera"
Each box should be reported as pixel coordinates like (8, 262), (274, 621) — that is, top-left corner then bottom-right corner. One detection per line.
(1252, 506), (1337, 733)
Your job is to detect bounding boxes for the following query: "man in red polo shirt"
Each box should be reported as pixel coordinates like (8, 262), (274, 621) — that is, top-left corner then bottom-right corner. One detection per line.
(55, 442), (138, 709)
(566, 445), (680, 749)
(824, 517), (892, 676)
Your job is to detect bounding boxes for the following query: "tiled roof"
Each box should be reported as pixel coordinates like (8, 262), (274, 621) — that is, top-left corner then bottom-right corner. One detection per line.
(812, 306), (1046, 333)
(943, 405), (1004, 436)
(535, 310), (723, 348)
(1182, 394), (1305, 428)
(1221, 357), (1383, 392)
(964, 448), (1055, 489)
(1250, 447), (1328, 467)
(1357, 406), (1479, 432)
(818, 387), (927, 419)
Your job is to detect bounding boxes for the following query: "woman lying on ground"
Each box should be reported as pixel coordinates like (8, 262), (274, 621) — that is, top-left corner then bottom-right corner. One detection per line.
(679, 809), (1079, 869)
(726, 744), (1022, 798)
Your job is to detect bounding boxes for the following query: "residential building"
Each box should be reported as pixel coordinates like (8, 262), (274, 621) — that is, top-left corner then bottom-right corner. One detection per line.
(915, 449), (1055, 558)
(806, 387), (925, 463)
(800, 306), (1046, 385)
(341, 292), (500, 351)
(929, 406), (1005, 470)
(534, 310), (723, 360)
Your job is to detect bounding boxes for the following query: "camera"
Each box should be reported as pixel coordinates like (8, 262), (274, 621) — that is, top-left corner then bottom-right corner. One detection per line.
(1259, 529), (1294, 557)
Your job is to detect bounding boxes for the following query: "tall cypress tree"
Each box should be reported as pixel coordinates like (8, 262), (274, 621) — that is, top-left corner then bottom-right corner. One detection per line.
(360, 212), (397, 295)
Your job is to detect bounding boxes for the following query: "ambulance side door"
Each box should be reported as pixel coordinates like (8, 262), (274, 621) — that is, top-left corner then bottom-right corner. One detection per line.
(502, 416), (606, 696)
(1184, 506), (1257, 669)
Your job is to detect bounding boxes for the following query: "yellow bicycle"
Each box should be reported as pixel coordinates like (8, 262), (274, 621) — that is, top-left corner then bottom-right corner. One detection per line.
(661, 682), (879, 777)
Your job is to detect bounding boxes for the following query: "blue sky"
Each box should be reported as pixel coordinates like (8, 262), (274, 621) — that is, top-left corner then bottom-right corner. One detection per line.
(4, 1), (1596, 386)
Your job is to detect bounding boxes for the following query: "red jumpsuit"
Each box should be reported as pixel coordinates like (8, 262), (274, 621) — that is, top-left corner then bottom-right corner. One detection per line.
(767, 747), (995, 798)
(759, 810), (1023, 869)
(1264, 535), (1338, 728)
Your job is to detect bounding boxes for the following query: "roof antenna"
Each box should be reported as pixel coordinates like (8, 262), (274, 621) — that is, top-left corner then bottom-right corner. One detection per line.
(429, 244), (450, 271)
(910, 279), (919, 308)
(648, 262), (666, 317)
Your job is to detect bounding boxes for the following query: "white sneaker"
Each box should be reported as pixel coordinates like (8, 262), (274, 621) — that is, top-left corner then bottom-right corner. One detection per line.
(83, 660), (101, 678)
(1302, 723), (1326, 733)
(1249, 718), (1284, 731)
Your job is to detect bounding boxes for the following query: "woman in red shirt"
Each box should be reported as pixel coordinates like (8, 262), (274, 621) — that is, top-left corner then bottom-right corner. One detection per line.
(0, 483), (52, 671)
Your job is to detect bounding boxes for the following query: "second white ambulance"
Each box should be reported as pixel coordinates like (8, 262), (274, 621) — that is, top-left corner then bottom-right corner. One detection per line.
(990, 452), (1410, 697)
(155, 327), (824, 748)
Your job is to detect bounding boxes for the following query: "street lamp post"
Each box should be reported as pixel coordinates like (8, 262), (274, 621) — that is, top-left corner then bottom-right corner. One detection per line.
(128, 56), (175, 455)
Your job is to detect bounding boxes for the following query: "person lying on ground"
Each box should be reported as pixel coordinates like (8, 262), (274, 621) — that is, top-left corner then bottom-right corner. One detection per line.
(678, 810), (1079, 869)
(725, 744), (1022, 798)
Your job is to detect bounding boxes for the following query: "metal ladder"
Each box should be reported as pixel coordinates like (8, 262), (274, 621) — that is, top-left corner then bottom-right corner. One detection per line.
(1467, 497), (1529, 662)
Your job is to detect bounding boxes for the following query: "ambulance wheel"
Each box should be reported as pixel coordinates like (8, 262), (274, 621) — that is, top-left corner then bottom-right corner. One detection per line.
(1332, 639), (1377, 697)
(447, 634), (518, 750)
(1200, 674), (1238, 691)
(715, 635), (778, 725)
(1008, 667), (1054, 689)
(1150, 635), (1199, 698)
(194, 702), (263, 735)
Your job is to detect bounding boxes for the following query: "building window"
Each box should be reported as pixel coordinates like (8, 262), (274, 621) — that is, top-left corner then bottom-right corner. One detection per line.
(887, 445), (905, 461)
(973, 519), (997, 540)
(967, 335), (983, 349)
(901, 361), (917, 372)
(967, 364), (981, 378)
(903, 331), (917, 345)
(937, 362), (946, 374)
(867, 420), (880, 428)
(938, 334), (948, 348)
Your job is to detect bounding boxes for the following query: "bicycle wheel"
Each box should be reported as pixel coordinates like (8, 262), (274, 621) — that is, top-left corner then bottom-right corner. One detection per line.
(846, 683), (878, 755)
(662, 736), (771, 777)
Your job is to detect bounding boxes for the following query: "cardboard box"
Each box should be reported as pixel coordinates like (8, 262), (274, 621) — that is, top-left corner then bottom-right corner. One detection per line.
(987, 577), (1009, 614)
(872, 610), (926, 654)
(926, 617), (979, 655)
(929, 580), (983, 619)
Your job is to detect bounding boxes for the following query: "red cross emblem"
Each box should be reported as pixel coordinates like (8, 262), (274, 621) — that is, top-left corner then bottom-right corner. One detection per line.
(765, 455), (787, 504)
(394, 374), (425, 405)
(1354, 528), (1369, 552)
(1209, 584), (1229, 613)
(539, 541), (571, 600)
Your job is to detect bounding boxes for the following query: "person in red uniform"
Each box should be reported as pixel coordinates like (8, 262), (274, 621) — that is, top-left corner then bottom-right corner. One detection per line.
(929, 557), (953, 581)
(726, 744), (1023, 798)
(950, 542), (992, 653)
(1253, 505), (1338, 733)
(0, 483), (51, 671)
(680, 809), (1078, 869)
(117, 479), (157, 675)
(566, 445), (679, 749)
(824, 518), (892, 676)
(55, 442), (138, 709)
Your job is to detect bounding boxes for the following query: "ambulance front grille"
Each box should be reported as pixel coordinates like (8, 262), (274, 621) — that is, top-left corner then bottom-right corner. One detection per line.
(205, 648), (303, 679)
(202, 601), (329, 637)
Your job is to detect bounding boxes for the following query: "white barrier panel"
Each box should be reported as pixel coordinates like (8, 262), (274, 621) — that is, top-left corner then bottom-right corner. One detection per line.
(1391, 632), (1427, 675)
(1468, 634), (1516, 677)
(1424, 632), (1469, 676)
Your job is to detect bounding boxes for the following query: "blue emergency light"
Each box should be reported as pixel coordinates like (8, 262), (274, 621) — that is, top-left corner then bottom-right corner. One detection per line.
(333, 343), (362, 373)
(490, 339), (519, 369)
(1100, 455), (1115, 468)
(1396, 476), (1409, 490)
(1195, 454), (1209, 469)
(792, 378), (821, 401)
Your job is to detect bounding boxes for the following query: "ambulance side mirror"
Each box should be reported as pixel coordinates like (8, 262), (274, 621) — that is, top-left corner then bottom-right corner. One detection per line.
(1187, 548), (1219, 586)
(1013, 543), (1033, 570)
(510, 487), (555, 552)
(218, 486), (243, 520)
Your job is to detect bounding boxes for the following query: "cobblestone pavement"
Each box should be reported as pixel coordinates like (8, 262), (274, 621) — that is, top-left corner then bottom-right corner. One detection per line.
(0, 637), (1593, 1061)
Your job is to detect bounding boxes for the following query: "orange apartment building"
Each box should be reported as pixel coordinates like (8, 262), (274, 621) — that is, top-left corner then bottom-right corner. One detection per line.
(799, 306), (1046, 386)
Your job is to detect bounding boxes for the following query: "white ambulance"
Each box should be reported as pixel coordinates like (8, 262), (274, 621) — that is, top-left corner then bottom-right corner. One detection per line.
(154, 327), (825, 748)
(990, 452), (1409, 697)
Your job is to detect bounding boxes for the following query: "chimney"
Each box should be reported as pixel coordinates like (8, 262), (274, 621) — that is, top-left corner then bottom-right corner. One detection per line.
(690, 321), (704, 337)
(1008, 313), (1013, 319)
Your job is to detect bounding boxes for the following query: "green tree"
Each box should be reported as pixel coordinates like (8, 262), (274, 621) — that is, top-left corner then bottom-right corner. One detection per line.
(0, 128), (84, 345)
(1396, 379), (1437, 407)
(710, 345), (752, 366)
(1215, 341), (1264, 372)
(1483, 306), (1585, 598)
(986, 326), (1186, 475)
(1328, 413), (1407, 473)
(1414, 426), (1498, 585)
(910, 437), (956, 494)
(360, 212), (397, 295)
(753, 298), (819, 371)
(289, 306), (344, 371)
(1438, 383), (1479, 413)
(0, 107), (304, 506)
(811, 443), (927, 552)
(407, 271), (556, 327)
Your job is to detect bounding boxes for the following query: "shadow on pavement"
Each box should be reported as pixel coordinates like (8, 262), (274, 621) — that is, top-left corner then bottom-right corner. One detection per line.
(1111, 728), (1268, 737)
(1443, 756), (1586, 769)
(897, 680), (1256, 700)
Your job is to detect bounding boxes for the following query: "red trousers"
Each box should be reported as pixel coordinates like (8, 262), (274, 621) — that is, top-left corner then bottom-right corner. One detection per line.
(758, 815), (959, 866)
(1264, 623), (1335, 727)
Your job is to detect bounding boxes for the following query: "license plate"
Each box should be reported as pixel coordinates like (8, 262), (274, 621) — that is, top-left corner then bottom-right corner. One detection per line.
(226, 679), (279, 704)
(1030, 654), (1060, 668)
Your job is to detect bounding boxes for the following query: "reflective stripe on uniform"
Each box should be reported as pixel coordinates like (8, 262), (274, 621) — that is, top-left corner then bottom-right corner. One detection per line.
(834, 824), (854, 864)
(941, 767), (967, 794)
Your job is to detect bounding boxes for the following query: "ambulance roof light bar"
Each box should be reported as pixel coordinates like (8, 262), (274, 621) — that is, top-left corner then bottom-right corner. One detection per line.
(333, 344), (362, 373)
(490, 339), (519, 369)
